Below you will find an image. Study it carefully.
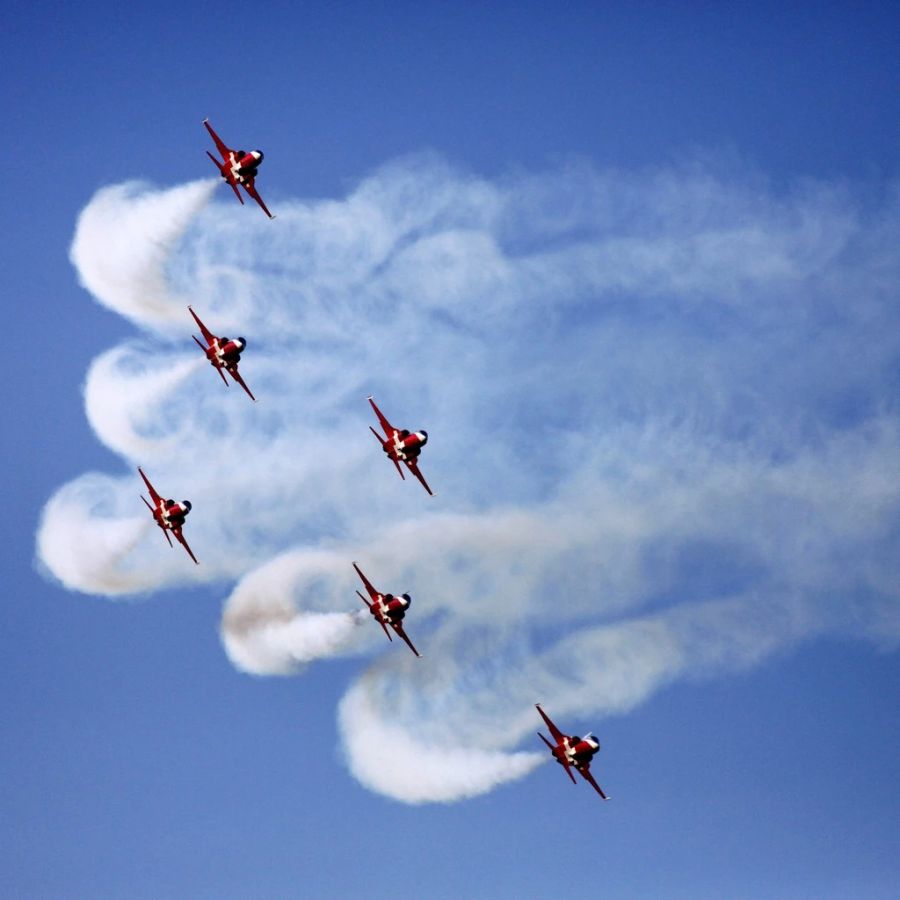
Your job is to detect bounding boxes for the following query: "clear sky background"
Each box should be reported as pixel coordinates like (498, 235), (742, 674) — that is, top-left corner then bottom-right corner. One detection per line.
(4, 2), (900, 898)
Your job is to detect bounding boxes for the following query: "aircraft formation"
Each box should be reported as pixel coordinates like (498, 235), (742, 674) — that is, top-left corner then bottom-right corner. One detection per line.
(136, 120), (609, 802)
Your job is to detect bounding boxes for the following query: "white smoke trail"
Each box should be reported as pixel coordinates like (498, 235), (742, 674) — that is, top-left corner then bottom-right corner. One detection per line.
(337, 587), (822, 804)
(40, 158), (900, 802)
(36, 476), (157, 595)
(70, 179), (216, 331)
(223, 422), (900, 800)
(223, 609), (365, 676)
(84, 346), (201, 459)
(220, 548), (372, 675)
(339, 677), (545, 804)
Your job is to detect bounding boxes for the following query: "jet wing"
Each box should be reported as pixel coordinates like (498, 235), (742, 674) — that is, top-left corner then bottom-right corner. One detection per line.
(537, 732), (577, 784)
(228, 178), (245, 204)
(242, 180), (274, 219)
(535, 704), (566, 745)
(377, 616), (393, 641)
(205, 148), (244, 207)
(578, 765), (609, 800)
(391, 621), (421, 658)
(227, 366), (257, 401)
(405, 458), (433, 496)
(355, 589), (393, 642)
(142, 499), (174, 548)
(203, 118), (232, 161)
(191, 335), (229, 386)
(188, 306), (217, 345)
(189, 334), (232, 384)
(173, 527), (199, 565)
(367, 396), (395, 440)
(138, 467), (162, 506)
(368, 426), (406, 480)
(352, 562), (379, 601)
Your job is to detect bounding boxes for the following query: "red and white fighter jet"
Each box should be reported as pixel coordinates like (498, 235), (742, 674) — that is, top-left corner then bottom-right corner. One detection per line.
(367, 396), (432, 496)
(203, 118), (274, 219)
(188, 306), (256, 401)
(138, 467), (198, 565)
(352, 562), (420, 657)
(536, 704), (609, 800)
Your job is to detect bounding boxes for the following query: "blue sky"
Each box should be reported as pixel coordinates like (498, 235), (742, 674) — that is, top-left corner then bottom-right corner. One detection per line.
(4, 2), (900, 898)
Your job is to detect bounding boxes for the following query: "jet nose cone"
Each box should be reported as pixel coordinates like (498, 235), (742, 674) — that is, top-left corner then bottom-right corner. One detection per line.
(419, 430), (428, 444)
(183, 500), (192, 511)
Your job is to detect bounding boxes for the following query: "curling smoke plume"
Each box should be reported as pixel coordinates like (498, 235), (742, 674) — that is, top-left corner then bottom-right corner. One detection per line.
(70, 179), (216, 331)
(39, 157), (900, 801)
